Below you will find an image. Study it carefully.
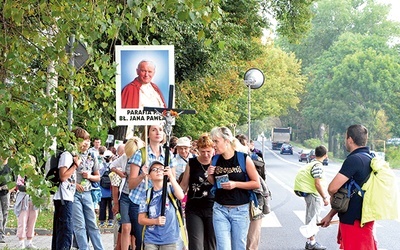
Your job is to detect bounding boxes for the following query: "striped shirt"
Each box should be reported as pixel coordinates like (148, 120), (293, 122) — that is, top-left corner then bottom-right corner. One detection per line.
(170, 154), (194, 180)
(128, 145), (164, 204)
(310, 161), (323, 179)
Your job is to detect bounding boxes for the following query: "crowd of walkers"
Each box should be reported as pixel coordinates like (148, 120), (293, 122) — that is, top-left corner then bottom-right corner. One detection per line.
(0, 124), (383, 250)
(48, 125), (268, 250)
(0, 125), (266, 250)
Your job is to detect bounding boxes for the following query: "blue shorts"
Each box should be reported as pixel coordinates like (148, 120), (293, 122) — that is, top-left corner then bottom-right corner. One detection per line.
(119, 192), (135, 224)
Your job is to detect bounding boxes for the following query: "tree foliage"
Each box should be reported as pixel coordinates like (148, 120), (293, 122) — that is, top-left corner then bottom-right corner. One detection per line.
(1, 0), (314, 205)
(264, 0), (315, 43)
(279, 0), (400, 68)
(0, 0), (222, 205)
(277, 0), (400, 147)
(174, 43), (306, 139)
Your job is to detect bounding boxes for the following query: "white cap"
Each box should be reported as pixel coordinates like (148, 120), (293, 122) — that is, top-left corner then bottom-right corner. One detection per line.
(103, 150), (113, 158)
(176, 137), (191, 147)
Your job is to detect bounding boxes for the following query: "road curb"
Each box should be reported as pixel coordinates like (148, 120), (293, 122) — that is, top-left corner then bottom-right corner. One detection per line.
(5, 227), (114, 236)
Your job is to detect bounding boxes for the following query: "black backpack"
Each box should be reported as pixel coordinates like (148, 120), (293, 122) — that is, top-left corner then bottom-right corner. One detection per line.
(100, 163), (111, 189)
(44, 150), (65, 193)
(250, 152), (266, 180)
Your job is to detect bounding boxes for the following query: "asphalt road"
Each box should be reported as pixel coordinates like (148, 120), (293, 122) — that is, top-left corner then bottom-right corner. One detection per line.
(255, 140), (400, 250)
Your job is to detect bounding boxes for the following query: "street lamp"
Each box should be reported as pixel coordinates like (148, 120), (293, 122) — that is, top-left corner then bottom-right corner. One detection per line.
(230, 123), (237, 137)
(244, 68), (265, 141)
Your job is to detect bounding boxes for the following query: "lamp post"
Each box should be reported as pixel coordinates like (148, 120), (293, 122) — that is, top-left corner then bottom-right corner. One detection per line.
(230, 123), (237, 137)
(244, 68), (265, 141)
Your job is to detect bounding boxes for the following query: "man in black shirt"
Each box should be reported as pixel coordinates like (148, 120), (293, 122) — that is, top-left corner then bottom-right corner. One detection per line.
(320, 124), (376, 250)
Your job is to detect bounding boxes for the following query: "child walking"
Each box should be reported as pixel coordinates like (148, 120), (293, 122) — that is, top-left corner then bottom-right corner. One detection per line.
(138, 160), (185, 250)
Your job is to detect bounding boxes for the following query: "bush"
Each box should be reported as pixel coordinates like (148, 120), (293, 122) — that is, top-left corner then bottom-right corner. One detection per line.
(385, 146), (400, 169)
(303, 138), (327, 150)
(7, 208), (53, 230)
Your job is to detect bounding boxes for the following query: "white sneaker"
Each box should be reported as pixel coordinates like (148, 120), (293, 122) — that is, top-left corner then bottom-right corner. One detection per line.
(26, 243), (38, 249)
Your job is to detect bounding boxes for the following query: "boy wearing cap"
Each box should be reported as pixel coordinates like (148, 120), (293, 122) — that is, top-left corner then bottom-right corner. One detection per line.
(138, 161), (185, 249)
(171, 137), (194, 180)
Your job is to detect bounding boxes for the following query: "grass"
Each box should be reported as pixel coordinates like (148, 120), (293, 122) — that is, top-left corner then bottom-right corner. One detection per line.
(7, 208), (54, 230)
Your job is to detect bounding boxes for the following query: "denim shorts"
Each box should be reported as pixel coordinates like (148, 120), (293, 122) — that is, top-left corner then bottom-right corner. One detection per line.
(119, 192), (135, 224)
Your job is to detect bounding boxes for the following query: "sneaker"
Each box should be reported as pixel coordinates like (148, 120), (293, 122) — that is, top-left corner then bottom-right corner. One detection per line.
(26, 243), (38, 249)
(108, 222), (113, 227)
(305, 242), (327, 250)
(99, 221), (105, 227)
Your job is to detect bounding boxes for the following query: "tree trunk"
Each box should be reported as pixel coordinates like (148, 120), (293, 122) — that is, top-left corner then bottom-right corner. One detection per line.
(109, 126), (127, 142)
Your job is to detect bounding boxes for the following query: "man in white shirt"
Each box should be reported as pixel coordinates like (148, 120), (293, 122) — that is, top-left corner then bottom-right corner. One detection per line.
(171, 137), (194, 180)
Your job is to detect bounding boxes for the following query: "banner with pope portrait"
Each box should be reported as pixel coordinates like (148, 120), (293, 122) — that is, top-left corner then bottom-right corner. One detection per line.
(115, 45), (174, 125)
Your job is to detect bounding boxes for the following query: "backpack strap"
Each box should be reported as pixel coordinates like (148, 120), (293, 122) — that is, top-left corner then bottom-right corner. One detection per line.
(210, 155), (220, 195)
(140, 147), (146, 167)
(211, 154), (220, 166)
(141, 187), (154, 250)
(346, 178), (365, 198)
(141, 186), (188, 249)
(167, 184), (188, 248)
(211, 152), (258, 206)
(236, 152), (259, 207)
(349, 152), (374, 197)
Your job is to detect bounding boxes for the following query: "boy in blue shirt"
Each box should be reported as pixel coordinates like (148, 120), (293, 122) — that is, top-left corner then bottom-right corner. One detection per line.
(138, 160), (184, 249)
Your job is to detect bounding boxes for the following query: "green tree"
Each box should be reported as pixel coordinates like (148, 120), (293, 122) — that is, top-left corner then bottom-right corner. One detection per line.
(0, 0), (221, 205)
(304, 33), (400, 154)
(279, 0), (400, 144)
(174, 43), (306, 139)
(1, 0), (316, 205)
(278, 0), (399, 68)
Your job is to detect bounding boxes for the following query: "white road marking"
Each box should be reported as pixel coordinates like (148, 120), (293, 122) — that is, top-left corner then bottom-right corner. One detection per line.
(261, 211), (282, 227)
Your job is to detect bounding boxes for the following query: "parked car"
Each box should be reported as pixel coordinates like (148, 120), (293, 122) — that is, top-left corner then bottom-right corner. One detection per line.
(280, 143), (293, 154)
(306, 150), (316, 163)
(298, 149), (310, 162)
(323, 158), (329, 165)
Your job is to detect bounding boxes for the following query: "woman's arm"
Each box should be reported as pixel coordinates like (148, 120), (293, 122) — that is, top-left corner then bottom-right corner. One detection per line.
(207, 165), (216, 185)
(222, 156), (260, 190)
(128, 163), (147, 190)
(111, 185), (120, 215)
(179, 163), (190, 192)
(110, 156), (127, 178)
(59, 155), (80, 182)
(59, 164), (78, 182)
(82, 170), (100, 182)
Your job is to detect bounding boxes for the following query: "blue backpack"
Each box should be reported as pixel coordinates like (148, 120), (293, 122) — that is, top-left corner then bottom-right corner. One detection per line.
(211, 152), (258, 206)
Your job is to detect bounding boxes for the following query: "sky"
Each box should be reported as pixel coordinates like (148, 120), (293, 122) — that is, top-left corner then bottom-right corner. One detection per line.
(377, 0), (400, 21)
(262, 0), (400, 43)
